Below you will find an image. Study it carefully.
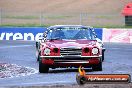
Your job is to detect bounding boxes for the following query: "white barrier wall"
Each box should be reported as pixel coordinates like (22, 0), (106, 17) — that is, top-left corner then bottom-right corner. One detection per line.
(1, 27), (132, 43)
(0, 27), (103, 41)
(0, 27), (46, 41)
(103, 28), (132, 43)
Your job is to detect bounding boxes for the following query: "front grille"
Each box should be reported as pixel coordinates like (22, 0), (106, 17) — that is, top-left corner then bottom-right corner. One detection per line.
(60, 48), (82, 56)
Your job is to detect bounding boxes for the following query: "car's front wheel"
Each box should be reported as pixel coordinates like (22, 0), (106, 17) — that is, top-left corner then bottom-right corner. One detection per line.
(39, 60), (49, 73)
(92, 58), (102, 71)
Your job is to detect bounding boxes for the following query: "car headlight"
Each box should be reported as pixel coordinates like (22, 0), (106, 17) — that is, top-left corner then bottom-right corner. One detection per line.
(92, 48), (99, 55)
(44, 48), (50, 55)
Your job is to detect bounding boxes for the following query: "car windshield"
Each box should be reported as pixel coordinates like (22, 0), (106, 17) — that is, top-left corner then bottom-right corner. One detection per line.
(47, 27), (95, 40)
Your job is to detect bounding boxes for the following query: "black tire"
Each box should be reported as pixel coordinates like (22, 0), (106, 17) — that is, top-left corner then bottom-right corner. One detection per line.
(102, 50), (105, 61)
(92, 58), (102, 71)
(36, 41), (40, 50)
(76, 75), (87, 85)
(37, 51), (41, 61)
(79, 76), (87, 85)
(36, 48), (40, 61)
(36, 42), (40, 61)
(37, 54), (40, 61)
(39, 60), (49, 73)
(36, 49), (38, 61)
(36, 42), (38, 49)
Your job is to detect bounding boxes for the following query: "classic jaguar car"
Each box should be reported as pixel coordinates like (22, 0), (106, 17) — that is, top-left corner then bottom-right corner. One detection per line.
(36, 25), (105, 73)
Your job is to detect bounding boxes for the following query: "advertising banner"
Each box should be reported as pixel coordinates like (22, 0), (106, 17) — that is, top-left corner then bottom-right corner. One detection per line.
(94, 28), (103, 40)
(103, 28), (132, 43)
(0, 27), (103, 41)
(0, 27), (47, 41)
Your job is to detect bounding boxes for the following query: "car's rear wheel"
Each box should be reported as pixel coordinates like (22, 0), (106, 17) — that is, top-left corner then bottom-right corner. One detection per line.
(36, 41), (40, 50)
(36, 49), (39, 61)
(37, 54), (40, 61)
(92, 58), (102, 71)
(37, 56), (39, 61)
(39, 60), (49, 73)
(102, 50), (105, 61)
(36, 41), (38, 49)
(36, 48), (41, 61)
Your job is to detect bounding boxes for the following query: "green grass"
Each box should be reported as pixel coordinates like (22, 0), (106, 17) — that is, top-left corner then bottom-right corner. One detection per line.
(0, 23), (50, 27)
(44, 15), (73, 19)
(95, 15), (119, 19)
(93, 25), (132, 28)
(1, 15), (130, 28)
(3, 15), (39, 19)
(3, 15), (72, 20)
(0, 23), (132, 28)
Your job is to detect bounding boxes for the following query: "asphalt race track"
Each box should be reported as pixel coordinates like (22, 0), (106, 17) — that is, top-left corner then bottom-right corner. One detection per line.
(0, 40), (132, 86)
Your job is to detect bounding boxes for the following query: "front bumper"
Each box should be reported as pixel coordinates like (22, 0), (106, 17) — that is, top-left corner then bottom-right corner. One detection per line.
(40, 55), (102, 58)
(40, 55), (102, 66)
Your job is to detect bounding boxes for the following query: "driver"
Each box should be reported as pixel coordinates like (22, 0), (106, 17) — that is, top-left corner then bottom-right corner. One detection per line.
(53, 29), (66, 39)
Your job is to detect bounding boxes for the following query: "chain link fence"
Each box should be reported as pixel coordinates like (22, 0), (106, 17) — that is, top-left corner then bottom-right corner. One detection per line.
(0, 10), (126, 27)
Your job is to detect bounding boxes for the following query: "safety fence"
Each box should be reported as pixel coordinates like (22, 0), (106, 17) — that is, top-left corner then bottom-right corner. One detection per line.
(0, 10), (126, 27)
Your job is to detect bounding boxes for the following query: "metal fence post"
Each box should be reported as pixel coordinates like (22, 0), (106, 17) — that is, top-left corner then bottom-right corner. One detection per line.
(40, 12), (43, 26)
(123, 15), (125, 26)
(80, 13), (82, 25)
(0, 9), (2, 25)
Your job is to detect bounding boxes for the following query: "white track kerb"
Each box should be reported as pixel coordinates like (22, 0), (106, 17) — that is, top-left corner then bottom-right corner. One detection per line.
(0, 63), (38, 79)
(102, 28), (132, 43)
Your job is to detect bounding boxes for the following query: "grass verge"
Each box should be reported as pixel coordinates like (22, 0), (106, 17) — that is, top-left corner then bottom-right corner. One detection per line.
(0, 23), (132, 28)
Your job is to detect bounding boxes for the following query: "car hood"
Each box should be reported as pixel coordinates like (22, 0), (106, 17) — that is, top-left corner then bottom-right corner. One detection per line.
(45, 39), (97, 48)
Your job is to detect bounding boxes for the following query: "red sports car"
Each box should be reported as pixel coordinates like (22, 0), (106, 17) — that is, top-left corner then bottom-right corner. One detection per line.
(36, 25), (104, 73)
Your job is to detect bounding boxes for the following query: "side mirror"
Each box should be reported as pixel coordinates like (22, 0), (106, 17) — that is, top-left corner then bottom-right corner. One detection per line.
(41, 31), (48, 43)
(43, 32), (47, 38)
